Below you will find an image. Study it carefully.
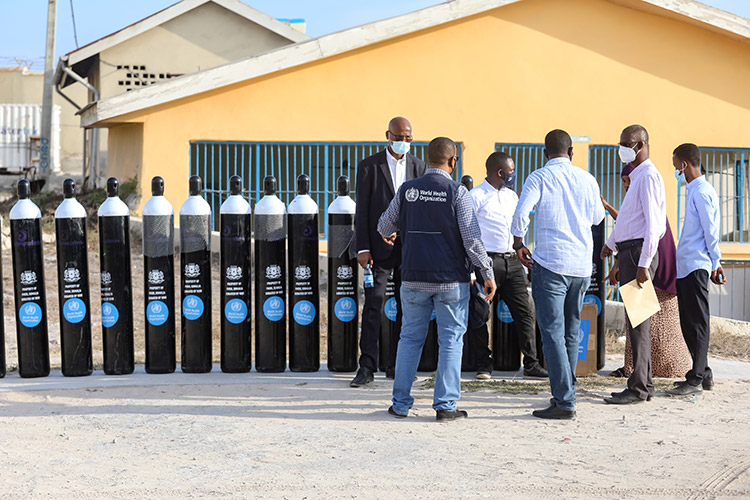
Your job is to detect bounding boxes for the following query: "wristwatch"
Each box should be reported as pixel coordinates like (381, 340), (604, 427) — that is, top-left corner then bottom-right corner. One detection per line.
(512, 242), (526, 251)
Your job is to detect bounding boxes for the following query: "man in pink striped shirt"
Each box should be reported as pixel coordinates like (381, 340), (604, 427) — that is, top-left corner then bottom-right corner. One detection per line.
(601, 124), (666, 405)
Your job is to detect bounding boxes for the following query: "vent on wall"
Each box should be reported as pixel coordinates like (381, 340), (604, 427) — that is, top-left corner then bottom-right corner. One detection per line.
(115, 64), (181, 91)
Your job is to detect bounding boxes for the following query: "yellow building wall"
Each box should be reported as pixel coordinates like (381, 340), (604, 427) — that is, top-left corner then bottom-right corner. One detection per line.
(104, 0), (750, 258)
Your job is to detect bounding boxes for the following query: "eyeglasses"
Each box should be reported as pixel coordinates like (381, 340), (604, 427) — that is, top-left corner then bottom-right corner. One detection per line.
(388, 133), (413, 142)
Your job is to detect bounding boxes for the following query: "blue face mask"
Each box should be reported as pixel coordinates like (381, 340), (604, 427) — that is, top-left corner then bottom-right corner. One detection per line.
(503, 172), (516, 191)
(675, 168), (686, 185)
(390, 140), (410, 156)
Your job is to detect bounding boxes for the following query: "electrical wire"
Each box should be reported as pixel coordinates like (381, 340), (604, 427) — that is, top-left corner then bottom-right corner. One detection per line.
(69, 0), (80, 48)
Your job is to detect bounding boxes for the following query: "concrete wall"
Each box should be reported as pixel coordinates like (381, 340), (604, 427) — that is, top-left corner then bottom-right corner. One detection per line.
(102, 0), (750, 261)
(0, 68), (86, 173)
(107, 123), (143, 188)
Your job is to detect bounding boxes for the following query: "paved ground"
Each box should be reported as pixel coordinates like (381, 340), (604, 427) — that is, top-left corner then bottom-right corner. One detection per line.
(1, 356), (749, 499)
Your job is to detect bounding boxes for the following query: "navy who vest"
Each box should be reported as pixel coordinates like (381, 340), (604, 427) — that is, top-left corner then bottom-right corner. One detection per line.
(398, 172), (472, 283)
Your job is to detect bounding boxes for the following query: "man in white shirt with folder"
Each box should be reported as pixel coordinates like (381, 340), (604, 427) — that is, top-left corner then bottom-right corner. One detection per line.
(601, 124), (666, 405)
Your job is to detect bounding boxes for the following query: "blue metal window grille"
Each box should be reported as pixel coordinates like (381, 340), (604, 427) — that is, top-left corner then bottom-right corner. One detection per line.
(589, 145), (623, 301)
(494, 143), (546, 250)
(189, 141), (463, 235)
(677, 147), (749, 244)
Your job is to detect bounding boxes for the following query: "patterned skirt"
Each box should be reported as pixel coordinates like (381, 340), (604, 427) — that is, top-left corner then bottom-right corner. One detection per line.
(623, 291), (693, 378)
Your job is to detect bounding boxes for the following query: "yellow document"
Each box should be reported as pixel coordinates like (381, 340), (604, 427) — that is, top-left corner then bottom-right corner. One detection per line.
(619, 278), (661, 328)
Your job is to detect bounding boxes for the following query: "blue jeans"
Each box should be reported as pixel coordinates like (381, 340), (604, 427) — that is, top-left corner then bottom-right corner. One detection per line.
(531, 263), (590, 412)
(391, 283), (469, 415)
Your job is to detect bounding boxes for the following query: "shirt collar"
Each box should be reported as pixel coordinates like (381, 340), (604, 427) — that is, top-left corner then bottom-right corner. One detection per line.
(481, 178), (506, 192)
(426, 167), (452, 178)
(385, 147), (406, 164)
(628, 159), (655, 180)
(544, 157), (572, 168)
(687, 174), (706, 190)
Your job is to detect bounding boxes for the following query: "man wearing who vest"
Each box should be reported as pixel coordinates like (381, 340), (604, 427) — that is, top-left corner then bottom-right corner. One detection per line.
(378, 137), (497, 421)
(512, 129), (605, 420)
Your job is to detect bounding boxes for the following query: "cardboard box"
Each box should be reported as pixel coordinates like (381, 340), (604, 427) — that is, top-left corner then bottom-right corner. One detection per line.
(575, 304), (598, 377)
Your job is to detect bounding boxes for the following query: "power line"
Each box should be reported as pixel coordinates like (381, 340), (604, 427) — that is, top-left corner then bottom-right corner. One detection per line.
(69, 0), (79, 48)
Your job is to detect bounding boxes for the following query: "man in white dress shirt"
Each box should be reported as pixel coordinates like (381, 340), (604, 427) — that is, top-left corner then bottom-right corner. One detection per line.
(469, 152), (547, 379)
(601, 124), (666, 405)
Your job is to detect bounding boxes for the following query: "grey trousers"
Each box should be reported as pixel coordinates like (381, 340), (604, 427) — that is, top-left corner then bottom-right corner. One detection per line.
(617, 241), (659, 400)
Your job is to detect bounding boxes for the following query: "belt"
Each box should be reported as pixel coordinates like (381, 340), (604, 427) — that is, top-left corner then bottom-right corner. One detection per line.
(616, 238), (644, 251)
(487, 251), (516, 259)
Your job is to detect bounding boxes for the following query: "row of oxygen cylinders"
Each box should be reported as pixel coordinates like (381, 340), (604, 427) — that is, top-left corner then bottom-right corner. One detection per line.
(0, 172), (523, 379)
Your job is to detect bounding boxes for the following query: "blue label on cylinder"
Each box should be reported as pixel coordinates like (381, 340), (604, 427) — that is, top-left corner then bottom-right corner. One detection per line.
(19, 302), (42, 328)
(147, 300), (169, 326)
(63, 298), (86, 324)
(578, 319), (591, 361)
(101, 302), (119, 328)
(225, 298), (248, 324)
(384, 297), (397, 322)
(583, 294), (602, 316)
(497, 300), (514, 323)
(182, 295), (204, 321)
(263, 296), (285, 322)
(293, 300), (316, 326)
(334, 297), (356, 322)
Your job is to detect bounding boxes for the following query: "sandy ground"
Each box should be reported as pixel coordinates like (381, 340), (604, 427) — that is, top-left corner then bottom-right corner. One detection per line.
(0, 362), (749, 499)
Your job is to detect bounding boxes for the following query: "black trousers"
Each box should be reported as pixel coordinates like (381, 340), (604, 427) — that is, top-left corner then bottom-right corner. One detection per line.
(359, 261), (401, 371)
(676, 269), (712, 386)
(617, 240), (658, 400)
(470, 255), (537, 372)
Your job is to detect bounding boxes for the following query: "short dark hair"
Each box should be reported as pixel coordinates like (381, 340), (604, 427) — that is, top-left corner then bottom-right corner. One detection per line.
(673, 143), (701, 167)
(486, 151), (512, 172)
(622, 124), (649, 143)
(428, 137), (457, 166)
(544, 129), (572, 156)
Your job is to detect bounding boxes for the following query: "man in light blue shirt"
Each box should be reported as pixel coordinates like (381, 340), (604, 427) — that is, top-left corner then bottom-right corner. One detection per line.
(511, 129), (605, 420)
(667, 143), (726, 396)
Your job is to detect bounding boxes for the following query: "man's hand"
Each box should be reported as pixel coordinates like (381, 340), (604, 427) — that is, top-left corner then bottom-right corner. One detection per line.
(601, 196), (614, 213)
(357, 251), (373, 270)
(381, 233), (397, 246)
(516, 246), (533, 269)
(484, 279), (497, 303)
(636, 267), (649, 288)
(711, 266), (727, 285)
(600, 245), (613, 260)
(604, 260), (619, 286)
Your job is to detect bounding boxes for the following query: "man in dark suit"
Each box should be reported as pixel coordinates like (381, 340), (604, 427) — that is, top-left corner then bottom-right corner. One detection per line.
(350, 117), (427, 387)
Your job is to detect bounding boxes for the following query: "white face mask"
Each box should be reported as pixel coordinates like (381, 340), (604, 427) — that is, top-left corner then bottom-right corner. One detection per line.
(618, 145), (638, 164)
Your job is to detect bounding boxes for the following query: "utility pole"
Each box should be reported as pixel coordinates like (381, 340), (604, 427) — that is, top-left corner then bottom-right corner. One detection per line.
(40, 0), (57, 180)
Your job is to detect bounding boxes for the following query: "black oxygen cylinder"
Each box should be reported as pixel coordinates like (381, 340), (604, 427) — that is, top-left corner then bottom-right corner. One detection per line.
(179, 175), (212, 373)
(143, 176), (176, 374)
(54, 179), (93, 377)
(0, 216), (4, 378)
(220, 175), (252, 373)
(10, 179), (50, 378)
(254, 176), (287, 372)
(459, 175), (476, 372)
(418, 308), (439, 372)
(327, 176), (358, 372)
(288, 174), (320, 372)
(98, 177), (134, 375)
(378, 271), (397, 372)
(492, 297), (521, 371)
(585, 221), (606, 369)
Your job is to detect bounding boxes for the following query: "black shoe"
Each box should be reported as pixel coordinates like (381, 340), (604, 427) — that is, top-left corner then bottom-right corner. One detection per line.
(385, 366), (395, 379)
(675, 376), (714, 391)
(350, 367), (374, 387)
(524, 363), (549, 378)
(436, 409), (468, 421)
(666, 381), (703, 396)
(532, 405), (576, 420)
(609, 389), (653, 401)
(388, 406), (407, 419)
(604, 389), (647, 405)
